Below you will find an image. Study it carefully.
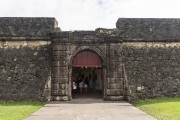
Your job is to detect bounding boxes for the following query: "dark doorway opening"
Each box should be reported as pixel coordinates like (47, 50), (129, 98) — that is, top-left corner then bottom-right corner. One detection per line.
(72, 67), (103, 99)
(71, 50), (103, 99)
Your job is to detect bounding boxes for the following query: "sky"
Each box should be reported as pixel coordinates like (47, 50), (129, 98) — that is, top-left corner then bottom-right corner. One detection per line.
(0, 0), (180, 30)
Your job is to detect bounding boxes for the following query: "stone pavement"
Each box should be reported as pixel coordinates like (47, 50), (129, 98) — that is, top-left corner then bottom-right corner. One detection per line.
(24, 98), (156, 120)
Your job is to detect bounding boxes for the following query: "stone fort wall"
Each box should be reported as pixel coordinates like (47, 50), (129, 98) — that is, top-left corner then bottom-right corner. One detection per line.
(116, 18), (180, 101)
(123, 42), (180, 100)
(0, 41), (51, 100)
(0, 17), (180, 101)
(0, 18), (57, 100)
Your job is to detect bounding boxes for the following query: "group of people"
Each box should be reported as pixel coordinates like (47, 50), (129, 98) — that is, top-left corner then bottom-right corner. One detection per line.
(72, 76), (96, 98)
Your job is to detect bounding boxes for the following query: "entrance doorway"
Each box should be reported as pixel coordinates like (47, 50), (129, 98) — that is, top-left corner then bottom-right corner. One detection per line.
(71, 50), (103, 99)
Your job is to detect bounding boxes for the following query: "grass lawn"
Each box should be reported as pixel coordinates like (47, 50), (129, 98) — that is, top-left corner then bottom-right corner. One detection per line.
(133, 97), (180, 120)
(0, 101), (45, 120)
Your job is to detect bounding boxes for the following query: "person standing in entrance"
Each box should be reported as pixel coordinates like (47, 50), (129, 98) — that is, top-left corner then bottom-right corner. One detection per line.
(79, 79), (84, 94)
(72, 81), (77, 98)
(92, 78), (96, 93)
(84, 77), (89, 94)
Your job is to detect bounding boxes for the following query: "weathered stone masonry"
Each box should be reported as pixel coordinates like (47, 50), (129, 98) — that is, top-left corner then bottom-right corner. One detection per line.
(0, 17), (180, 101)
(0, 41), (51, 100)
(117, 18), (180, 100)
(123, 42), (180, 100)
(0, 18), (57, 101)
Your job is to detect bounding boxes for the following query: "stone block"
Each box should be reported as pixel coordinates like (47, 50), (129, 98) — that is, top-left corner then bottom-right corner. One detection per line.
(59, 78), (68, 84)
(42, 89), (50, 97)
(59, 60), (68, 65)
(52, 84), (59, 90)
(51, 69), (68, 78)
(51, 61), (60, 67)
(59, 84), (67, 90)
(109, 51), (114, 58)
(51, 90), (59, 96)
(107, 78), (124, 84)
(116, 62), (123, 67)
(106, 89), (124, 95)
(59, 67), (68, 72)
(52, 44), (67, 51)
(105, 96), (124, 101)
(51, 67), (60, 72)
(51, 67), (60, 78)
(59, 51), (67, 55)
(62, 56), (68, 61)
(52, 51), (60, 56)
(52, 96), (69, 101)
(109, 72), (123, 78)
(108, 84), (123, 89)
(52, 56), (58, 61)
(107, 78), (116, 84)
(59, 72), (68, 78)
(59, 90), (67, 95)
(51, 78), (59, 84)
(116, 78), (124, 83)
(52, 45), (61, 51)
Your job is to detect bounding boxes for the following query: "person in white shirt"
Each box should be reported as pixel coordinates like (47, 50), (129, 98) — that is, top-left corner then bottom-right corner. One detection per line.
(72, 81), (77, 98)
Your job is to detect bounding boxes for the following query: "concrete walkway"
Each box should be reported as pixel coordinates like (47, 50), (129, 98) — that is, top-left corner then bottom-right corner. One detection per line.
(24, 98), (156, 120)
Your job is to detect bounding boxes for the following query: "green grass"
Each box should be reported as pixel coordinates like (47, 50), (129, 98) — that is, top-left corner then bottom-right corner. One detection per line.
(0, 101), (45, 120)
(133, 97), (180, 120)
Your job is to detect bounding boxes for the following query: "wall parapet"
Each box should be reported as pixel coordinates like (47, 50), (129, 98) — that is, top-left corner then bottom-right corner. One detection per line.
(0, 17), (60, 39)
(116, 18), (180, 40)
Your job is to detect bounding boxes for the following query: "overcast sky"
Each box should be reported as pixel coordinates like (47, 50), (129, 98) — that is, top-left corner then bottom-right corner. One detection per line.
(0, 0), (179, 30)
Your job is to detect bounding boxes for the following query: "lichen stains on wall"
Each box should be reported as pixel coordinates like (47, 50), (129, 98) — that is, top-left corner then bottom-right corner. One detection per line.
(0, 41), (51, 49)
(123, 42), (180, 48)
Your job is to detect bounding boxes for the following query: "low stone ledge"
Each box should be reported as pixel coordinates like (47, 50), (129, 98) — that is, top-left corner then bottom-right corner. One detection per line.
(52, 96), (69, 101)
(104, 96), (124, 101)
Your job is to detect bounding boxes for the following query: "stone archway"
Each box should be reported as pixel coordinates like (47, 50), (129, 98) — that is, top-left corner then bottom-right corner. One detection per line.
(70, 49), (105, 99)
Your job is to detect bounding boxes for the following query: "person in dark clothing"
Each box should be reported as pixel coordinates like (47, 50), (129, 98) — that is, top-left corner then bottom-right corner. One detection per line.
(84, 77), (89, 94)
(92, 78), (96, 93)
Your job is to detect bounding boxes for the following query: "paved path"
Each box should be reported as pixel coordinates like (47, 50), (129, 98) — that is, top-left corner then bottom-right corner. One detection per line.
(25, 98), (156, 120)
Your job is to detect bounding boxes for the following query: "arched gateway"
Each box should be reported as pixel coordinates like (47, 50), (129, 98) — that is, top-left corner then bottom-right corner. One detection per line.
(71, 50), (104, 99)
(51, 32), (125, 101)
